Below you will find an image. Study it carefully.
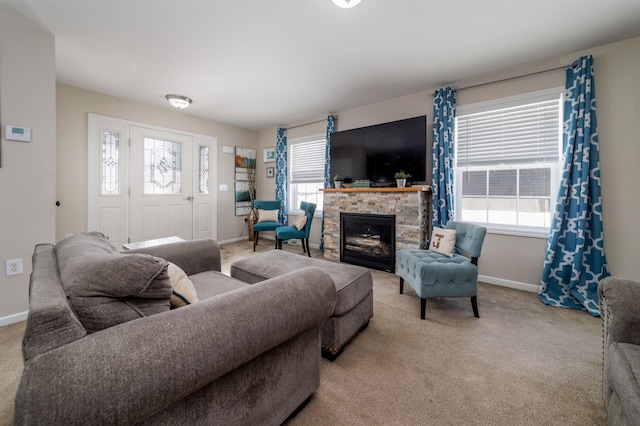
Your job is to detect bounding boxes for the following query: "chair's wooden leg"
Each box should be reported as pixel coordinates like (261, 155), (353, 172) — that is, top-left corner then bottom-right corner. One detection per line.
(471, 296), (479, 318)
(420, 298), (427, 320)
(399, 277), (404, 294)
(276, 239), (281, 250)
(253, 231), (259, 251)
(302, 239), (307, 254)
(305, 239), (311, 257)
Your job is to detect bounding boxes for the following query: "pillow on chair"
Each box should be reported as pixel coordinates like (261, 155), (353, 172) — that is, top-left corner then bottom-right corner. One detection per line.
(257, 209), (279, 223)
(292, 215), (307, 231)
(429, 227), (456, 257)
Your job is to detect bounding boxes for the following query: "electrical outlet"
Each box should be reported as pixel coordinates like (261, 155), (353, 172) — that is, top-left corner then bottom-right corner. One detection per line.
(6, 258), (23, 276)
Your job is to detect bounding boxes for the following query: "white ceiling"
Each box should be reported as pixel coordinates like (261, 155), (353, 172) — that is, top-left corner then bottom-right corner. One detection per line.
(12, 0), (640, 131)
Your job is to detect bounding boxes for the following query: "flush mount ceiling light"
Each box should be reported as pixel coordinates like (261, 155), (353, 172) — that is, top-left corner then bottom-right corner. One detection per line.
(332, 0), (361, 8)
(166, 94), (192, 109)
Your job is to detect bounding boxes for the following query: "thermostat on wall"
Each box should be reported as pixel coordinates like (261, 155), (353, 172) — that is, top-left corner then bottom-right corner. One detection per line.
(5, 125), (31, 142)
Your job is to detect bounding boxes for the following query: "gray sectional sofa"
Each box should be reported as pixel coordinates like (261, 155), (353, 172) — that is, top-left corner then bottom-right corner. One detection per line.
(14, 232), (337, 425)
(599, 276), (640, 426)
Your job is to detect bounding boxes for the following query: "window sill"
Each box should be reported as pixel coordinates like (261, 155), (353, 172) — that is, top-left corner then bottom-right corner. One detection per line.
(485, 226), (550, 239)
(288, 210), (323, 219)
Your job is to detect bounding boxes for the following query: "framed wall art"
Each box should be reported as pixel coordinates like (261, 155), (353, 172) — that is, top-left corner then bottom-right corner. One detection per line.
(263, 147), (275, 163)
(235, 146), (256, 181)
(266, 166), (274, 178)
(234, 181), (252, 216)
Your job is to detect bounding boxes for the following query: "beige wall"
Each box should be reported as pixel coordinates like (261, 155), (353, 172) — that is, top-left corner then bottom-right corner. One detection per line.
(0, 4), (57, 322)
(259, 36), (640, 287)
(56, 84), (259, 244)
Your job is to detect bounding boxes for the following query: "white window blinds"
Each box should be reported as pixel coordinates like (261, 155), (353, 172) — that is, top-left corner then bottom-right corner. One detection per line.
(456, 93), (562, 167)
(290, 139), (326, 184)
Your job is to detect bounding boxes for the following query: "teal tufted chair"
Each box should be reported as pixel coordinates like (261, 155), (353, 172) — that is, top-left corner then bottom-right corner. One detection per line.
(252, 200), (283, 252)
(396, 221), (487, 319)
(275, 202), (316, 257)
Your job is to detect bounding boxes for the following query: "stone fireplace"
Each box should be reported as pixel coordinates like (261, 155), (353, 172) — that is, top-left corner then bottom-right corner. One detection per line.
(322, 187), (432, 268)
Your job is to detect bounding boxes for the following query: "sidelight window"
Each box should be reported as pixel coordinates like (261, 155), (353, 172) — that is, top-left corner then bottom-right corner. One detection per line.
(100, 129), (120, 195)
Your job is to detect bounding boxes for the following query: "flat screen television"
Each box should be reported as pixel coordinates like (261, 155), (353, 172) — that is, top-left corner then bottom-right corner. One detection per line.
(329, 115), (427, 186)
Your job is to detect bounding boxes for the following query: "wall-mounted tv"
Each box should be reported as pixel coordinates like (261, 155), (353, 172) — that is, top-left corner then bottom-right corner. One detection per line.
(329, 115), (427, 186)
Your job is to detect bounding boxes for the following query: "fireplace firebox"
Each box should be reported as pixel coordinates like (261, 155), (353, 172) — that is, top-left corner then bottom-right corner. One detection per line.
(340, 213), (396, 273)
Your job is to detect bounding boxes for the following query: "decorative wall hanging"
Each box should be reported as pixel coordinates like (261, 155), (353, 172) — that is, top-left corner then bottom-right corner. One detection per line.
(235, 147), (256, 181)
(263, 147), (275, 163)
(235, 181), (252, 216)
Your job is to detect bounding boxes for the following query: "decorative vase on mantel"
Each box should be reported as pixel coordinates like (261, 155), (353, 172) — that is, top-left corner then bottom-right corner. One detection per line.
(396, 179), (406, 188)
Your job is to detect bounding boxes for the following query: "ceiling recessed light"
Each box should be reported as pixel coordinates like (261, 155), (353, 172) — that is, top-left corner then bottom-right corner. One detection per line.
(166, 94), (192, 109)
(332, 0), (361, 9)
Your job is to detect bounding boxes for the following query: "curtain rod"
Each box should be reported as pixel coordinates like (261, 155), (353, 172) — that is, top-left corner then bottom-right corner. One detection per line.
(454, 64), (569, 92)
(285, 118), (328, 131)
(430, 62), (576, 96)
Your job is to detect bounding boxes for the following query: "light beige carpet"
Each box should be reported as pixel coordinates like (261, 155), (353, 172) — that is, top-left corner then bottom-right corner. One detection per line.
(0, 240), (606, 425)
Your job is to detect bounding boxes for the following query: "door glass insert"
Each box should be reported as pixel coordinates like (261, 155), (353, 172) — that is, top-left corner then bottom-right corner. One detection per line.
(101, 130), (120, 195)
(143, 137), (182, 195)
(199, 145), (210, 194)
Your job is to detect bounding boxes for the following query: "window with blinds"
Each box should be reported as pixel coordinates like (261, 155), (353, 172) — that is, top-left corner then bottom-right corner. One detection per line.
(454, 89), (563, 235)
(289, 136), (326, 213)
(290, 139), (325, 184)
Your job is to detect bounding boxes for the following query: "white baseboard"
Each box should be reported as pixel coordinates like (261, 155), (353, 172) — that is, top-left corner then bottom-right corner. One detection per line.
(0, 311), (28, 327)
(218, 236), (249, 245)
(283, 239), (320, 250)
(479, 275), (539, 293)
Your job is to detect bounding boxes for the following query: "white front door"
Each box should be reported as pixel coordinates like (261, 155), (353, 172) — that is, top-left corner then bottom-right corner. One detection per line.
(88, 114), (217, 247)
(129, 126), (194, 243)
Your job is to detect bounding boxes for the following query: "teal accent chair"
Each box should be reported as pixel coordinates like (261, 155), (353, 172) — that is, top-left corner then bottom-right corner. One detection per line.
(275, 202), (316, 257)
(396, 221), (487, 319)
(252, 200), (283, 252)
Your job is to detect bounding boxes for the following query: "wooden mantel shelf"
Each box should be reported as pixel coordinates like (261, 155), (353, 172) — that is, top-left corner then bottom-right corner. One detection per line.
(321, 186), (431, 193)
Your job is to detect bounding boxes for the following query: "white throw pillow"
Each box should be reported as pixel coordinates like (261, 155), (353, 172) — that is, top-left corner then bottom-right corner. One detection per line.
(257, 209), (279, 223)
(429, 227), (457, 257)
(293, 215), (307, 231)
(167, 262), (199, 308)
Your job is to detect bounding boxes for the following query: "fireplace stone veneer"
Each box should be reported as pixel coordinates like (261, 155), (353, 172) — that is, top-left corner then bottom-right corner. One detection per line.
(322, 187), (432, 264)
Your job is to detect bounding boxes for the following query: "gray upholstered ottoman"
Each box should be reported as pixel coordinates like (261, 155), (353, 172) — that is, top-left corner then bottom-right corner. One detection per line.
(230, 250), (373, 360)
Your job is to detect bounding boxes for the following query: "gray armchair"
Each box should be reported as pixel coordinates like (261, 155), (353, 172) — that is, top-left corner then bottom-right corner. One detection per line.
(598, 276), (640, 425)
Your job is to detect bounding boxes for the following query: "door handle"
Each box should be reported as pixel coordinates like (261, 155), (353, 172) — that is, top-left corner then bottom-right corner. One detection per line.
(186, 196), (194, 201)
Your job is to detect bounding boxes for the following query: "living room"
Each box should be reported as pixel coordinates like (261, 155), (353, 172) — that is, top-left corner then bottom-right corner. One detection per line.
(1, 0), (639, 424)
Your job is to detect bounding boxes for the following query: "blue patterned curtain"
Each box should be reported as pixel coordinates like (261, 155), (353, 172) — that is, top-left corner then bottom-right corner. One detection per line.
(539, 55), (609, 316)
(320, 115), (336, 251)
(275, 127), (288, 225)
(432, 87), (456, 228)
